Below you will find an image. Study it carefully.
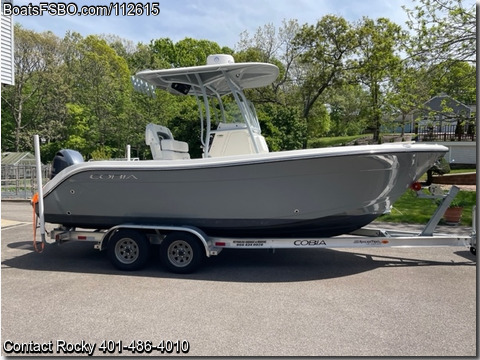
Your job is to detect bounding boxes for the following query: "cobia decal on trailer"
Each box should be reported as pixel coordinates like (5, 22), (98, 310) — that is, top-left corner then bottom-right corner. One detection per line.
(293, 240), (327, 246)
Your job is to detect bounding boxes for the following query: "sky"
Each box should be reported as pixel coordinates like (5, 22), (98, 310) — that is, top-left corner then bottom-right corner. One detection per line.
(11, 0), (415, 49)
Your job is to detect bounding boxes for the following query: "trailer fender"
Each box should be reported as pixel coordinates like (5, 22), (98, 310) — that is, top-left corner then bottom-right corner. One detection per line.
(99, 225), (213, 257)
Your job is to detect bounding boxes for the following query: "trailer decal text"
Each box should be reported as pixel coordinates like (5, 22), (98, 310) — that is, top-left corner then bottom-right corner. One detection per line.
(232, 240), (266, 247)
(353, 239), (383, 245)
(294, 240), (327, 246)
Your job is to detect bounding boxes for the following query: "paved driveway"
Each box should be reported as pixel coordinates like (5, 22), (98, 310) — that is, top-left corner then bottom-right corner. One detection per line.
(1, 201), (476, 356)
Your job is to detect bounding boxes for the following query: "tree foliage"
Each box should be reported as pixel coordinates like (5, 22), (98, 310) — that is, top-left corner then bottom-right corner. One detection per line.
(293, 15), (360, 146)
(1, 25), (63, 151)
(327, 84), (370, 137)
(257, 103), (306, 151)
(404, 0), (475, 64)
(1, 4), (475, 162)
(386, 61), (431, 136)
(428, 61), (476, 104)
(354, 17), (406, 141)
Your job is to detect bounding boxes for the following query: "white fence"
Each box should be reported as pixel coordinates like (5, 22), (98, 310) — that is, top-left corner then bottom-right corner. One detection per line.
(425, 141), (477, 165)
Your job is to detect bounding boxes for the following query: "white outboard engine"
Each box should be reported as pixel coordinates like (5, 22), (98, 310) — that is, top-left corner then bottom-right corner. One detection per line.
(50, 149), (84, 179)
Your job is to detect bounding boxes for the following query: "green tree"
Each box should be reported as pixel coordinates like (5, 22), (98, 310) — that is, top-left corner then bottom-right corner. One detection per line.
(428, 61), (476, 104)
(1, 25), (63, 152)
(293, 15), (359, 147)
(174, 38), (227, 67)
(235, 19), (300, 105)
(257, 103), (306, 151)
(325, 84), (370, 137)
(64, 35), (132, 158)
(354, 17), (405, 141)
(386, 61), (431, 137)
(150, 37), (232, 68)
(404, 0), (475, 64)
(150, 37), (178, 68)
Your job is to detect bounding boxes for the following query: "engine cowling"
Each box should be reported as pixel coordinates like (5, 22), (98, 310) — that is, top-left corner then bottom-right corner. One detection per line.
(50, 149), (84, 179)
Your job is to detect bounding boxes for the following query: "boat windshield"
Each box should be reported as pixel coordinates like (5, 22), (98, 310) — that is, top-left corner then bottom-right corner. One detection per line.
(212, 97), (261, 133)
(195, 77), (263, 157)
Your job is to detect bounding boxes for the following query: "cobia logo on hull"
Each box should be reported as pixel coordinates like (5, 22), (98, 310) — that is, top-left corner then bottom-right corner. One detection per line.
(293, 240), (327, 246)
(89, 174), (138, 180)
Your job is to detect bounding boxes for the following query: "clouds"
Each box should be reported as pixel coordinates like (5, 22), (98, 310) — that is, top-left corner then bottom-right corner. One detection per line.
(12, 0), (413, 48)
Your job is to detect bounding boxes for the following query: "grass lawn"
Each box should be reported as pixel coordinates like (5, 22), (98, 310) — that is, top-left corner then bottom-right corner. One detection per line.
(379, 188), (476, 226)
(449, 168), (476, 174)
(308, 134), (373, 148)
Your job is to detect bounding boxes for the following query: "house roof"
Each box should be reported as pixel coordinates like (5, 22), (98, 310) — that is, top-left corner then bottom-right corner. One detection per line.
(1, 152), (38, 165)
(392, 94), (475, 123)
(423, 94), (471, 115)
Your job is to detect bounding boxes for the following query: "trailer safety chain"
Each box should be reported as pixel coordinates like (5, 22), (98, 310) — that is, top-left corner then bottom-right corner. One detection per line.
(31, 193), (45, 253)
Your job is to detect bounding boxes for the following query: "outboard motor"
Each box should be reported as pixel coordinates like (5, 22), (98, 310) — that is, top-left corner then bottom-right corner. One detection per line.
(50, 149), (84, 179)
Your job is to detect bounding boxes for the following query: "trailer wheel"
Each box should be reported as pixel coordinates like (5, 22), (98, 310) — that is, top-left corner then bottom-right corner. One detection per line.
(470, 246), (476, 256)
(160, 232), (203, 274)
(108, 230), (149, 271)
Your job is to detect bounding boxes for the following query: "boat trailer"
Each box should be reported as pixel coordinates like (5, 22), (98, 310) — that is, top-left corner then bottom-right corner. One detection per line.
(33, 136), (476, 274)
(44, 201), (476, 274)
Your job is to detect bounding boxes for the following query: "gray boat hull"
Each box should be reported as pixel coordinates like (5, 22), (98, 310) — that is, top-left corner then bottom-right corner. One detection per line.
(41, 144), (447, 237)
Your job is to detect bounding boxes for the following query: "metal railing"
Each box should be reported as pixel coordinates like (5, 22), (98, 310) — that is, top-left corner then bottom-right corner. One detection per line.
(1, 164), (51, 200)
(417, 124), (476, 142)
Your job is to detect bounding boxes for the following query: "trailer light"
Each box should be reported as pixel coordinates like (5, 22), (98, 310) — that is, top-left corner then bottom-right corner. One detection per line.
(78, 236), (87, 240)
(215, 242), (226, 247)
(410, 182), (422, 191)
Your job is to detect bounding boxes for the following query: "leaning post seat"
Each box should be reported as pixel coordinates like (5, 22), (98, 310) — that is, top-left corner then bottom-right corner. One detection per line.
(145, 123), (190, 160)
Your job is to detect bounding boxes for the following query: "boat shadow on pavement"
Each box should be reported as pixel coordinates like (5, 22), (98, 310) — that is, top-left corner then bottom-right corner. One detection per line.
(2, 239), (476, 283)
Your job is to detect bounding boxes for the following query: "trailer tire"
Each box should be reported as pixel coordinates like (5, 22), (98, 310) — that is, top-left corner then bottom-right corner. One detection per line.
(470, 246), (476, 255)
(108, 230), (149, 271)
(160, 232), (204, 274)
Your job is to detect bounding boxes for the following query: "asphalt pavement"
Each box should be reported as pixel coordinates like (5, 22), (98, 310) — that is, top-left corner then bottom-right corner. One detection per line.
(1, 200), (477, 356)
